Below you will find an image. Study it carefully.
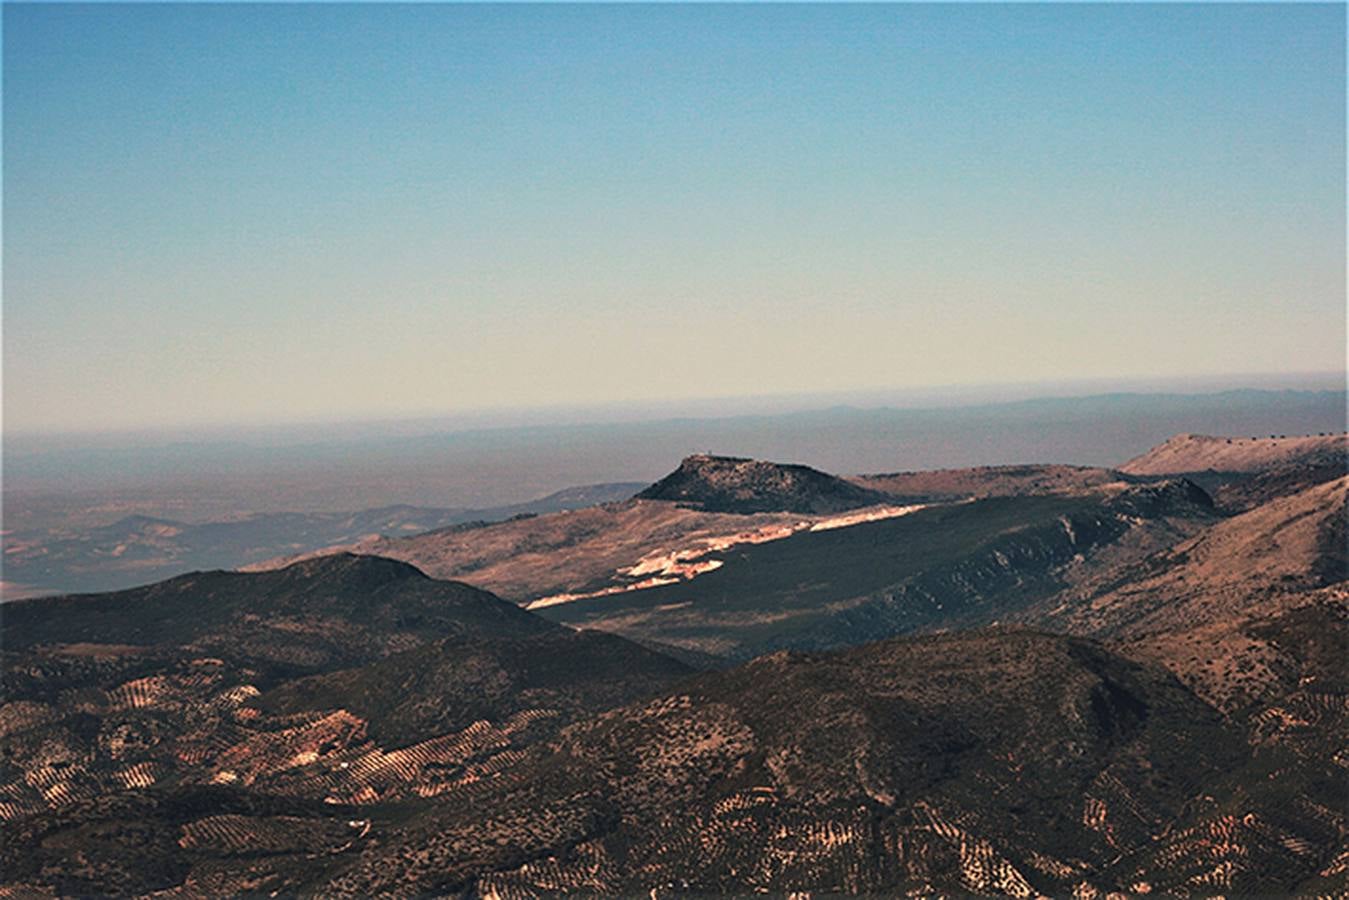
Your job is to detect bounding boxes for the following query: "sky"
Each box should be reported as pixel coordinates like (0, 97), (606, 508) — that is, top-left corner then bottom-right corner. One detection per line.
(4, 3), (1345, 436)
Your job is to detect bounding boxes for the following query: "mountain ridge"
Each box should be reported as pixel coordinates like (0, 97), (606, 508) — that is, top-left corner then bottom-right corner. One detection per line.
(542, 479), (1218, 659)
(1121, 431), (1346, 475)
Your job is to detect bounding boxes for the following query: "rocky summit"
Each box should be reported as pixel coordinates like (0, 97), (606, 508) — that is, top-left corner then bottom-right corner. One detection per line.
(635, 454), (892, 514)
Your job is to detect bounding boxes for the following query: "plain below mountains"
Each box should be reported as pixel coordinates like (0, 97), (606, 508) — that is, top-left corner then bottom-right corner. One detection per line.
(0, 482), (645, 599)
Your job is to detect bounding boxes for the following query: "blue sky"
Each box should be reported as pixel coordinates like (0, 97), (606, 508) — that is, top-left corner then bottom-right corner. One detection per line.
(4, 3), (1344, 434)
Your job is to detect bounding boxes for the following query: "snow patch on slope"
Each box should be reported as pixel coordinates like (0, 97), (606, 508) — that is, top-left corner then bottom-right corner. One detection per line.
(526, 504), (927, 610)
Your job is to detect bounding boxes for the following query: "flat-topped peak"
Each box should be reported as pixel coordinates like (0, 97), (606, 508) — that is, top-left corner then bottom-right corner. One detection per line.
(636, 454), (889, 514)
(274, 551), (429, 583)
(681, 452), (752, 464)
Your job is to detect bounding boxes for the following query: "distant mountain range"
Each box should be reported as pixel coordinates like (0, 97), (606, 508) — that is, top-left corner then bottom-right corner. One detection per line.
(2, 430), (1345, 895)
(1, 482), (645, 598)
(7, 386), (1343, 519)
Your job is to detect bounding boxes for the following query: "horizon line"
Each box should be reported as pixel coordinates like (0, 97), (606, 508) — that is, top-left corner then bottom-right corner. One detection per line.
(5, 369), (1344, 447)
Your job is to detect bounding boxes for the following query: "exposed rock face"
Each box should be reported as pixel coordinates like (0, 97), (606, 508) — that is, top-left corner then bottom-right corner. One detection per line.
(1097, 476), (1214, 517)
(636, 454), (892, 514)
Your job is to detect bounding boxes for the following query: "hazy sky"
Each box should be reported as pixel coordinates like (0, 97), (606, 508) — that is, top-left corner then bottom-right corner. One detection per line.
(5, 3), (1345, 435)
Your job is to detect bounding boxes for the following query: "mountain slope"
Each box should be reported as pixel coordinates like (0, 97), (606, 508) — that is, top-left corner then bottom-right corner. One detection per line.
(1033, 476), (1348, 711)
(259, 627), (692, 747)
(248, 456), (1205, 614)
(1, 554), (556, 671)
(307, 629), (1326, 897)
(540, 480), (1216, 658)
(1121, 432), (1346, 511)
(247, 452), (932, 607)
(1015, 477), (1349, 897)
(0, 555), (695, 892)
(252, 500), (823, 604)
(1121, 432), (1346, 476)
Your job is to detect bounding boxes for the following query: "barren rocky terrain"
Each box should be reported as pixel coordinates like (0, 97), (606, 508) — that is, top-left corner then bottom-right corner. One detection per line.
(2, 431), (1345, 897)
(1121, 432), (1348, 511)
